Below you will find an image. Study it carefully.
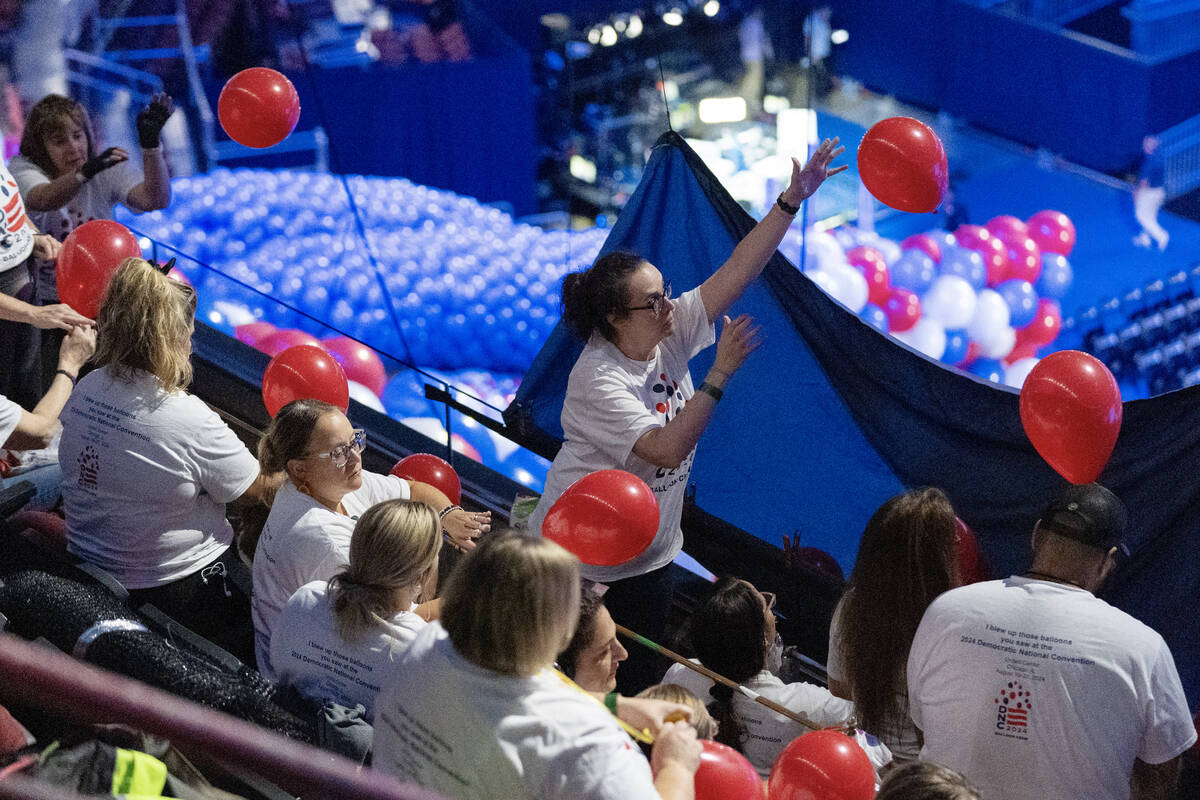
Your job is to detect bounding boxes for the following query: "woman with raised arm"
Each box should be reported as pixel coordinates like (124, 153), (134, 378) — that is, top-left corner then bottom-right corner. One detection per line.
(526, 139), (846, 690)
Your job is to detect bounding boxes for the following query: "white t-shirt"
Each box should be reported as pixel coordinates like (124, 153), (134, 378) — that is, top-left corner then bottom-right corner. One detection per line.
(59, 368), (259, 589)
(826, 594), (922, 760)
(662, 660), (856, 777)
(374, 623), (659, 800)
(9, 155), (142, 302)
(0, 164), (34, 275)
(527, 287), (715, 582)
(907, 577), (1197, 800)
(270, 580), (426, 720)
(251, 470), (411, 679)
(0, 394), (23, 447)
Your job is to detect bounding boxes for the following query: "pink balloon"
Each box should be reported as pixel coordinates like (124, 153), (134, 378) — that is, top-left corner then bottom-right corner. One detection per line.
(1027, 210), (1076, 256)
(955, 225), (1010, 286)
(847, 246), (890, 307)
(322, 336), (387, 397)
(985, 215), (1029, 241)
(235, 322), (277, 348)
(884, 288), (922, 332)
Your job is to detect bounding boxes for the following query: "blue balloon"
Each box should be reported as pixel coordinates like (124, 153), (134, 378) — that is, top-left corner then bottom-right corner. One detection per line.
(381, 370), (439, 419)
(1036, 253), (1073, 300)
(859, 303), (889, 333)
(890, 250), (937, 293)
(942, 328), (969, 365)
(940, 246), (987, 290)
(969, 358), (1005, 383)
(997, 279), (1038, 328)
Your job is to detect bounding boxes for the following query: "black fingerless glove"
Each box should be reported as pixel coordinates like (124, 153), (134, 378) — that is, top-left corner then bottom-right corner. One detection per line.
(136, 98), (172, 149)
(80, 147), (123, 180)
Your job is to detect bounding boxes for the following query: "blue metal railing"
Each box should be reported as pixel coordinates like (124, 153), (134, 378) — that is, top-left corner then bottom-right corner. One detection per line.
(1160, 111), (1200, 199)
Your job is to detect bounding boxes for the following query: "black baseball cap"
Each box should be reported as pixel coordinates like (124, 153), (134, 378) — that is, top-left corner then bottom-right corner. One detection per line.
(1040, 483), (1128, 551)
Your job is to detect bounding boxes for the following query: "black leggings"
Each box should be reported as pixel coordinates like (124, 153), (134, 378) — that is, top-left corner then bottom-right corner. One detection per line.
(600, 562), (681, 696)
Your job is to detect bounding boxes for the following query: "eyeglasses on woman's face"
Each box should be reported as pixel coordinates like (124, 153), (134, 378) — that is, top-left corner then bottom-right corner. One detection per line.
(626, 281), (673, 318)
(302, 429), (366, 468)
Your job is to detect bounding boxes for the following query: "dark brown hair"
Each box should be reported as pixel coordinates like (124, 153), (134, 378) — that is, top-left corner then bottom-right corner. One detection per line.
(20, 94), (96, 177)
(837, 488), (958, 737)
(556, 584), (604, 679)
(560, 251), (645, 341)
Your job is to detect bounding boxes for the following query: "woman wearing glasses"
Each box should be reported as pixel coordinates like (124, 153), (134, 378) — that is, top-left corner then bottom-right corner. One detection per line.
(526, 138), (846, 691)
(250, 398), (488, 680)
(59, 258), (278, 658)
(663, 576), (855, 777)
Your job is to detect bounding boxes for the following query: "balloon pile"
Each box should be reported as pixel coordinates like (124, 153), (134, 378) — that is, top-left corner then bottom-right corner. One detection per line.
(779, 210), (1076, 388)
(122, 169), (607, 374)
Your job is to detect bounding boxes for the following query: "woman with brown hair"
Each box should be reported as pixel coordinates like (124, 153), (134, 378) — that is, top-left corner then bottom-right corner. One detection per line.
(58, 257), (277, 652)
(827, 487), (960, 761)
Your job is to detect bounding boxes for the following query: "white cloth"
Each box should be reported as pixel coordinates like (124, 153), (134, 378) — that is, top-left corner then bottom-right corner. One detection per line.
(270, 580), (426, 721)
(9, 154), (142, 302)
(907, 577), (1197, 800)
(826, 594), (922, 760)
(527, 287), (715, 582)
(662, 660), (856, 777)
(374, 623), (659, 800)
(0, 165), (34, 274)
(251, 470), (410, 679)
(0, 394), (22, 447)
(59, 368), (259, 589)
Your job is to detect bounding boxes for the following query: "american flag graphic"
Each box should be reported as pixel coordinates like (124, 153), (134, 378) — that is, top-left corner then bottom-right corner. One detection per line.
(0, 176), (28, 233)
(995, 681), (1032, 729)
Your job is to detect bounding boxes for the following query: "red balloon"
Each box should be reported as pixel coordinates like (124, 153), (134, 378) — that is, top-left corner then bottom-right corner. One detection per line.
(900, 233), (942, 263)
(57, 220), (143, 319)
(1019, 351), (1122, 484)
(846, 246), (890, 306)
(883, 288), (921, 333)
(322, 336), (387, 397)
(258, 328), (321, 356)
(958, 340), (982, 369)
(1022, 298), (1062, 347)
(768, 730), (874, 800)
(695, 741), (764, 800)
(391, 453), (461, 505)
(262, 344), (349, 418)
(235, 321), (277, 348)
(1004, 339), (1039, 366)
(954, 224), (1010, 286)
(789, 546), (845, 583)
(857, 117), (949, 213)
(985, 214), (1029, 242)
(1026, 210), (1076, 257)
(996, 234), (1042, 284)
(218, 67), (301, 149)
(542, 470), (659, 567)
(954, 517), (989, 585)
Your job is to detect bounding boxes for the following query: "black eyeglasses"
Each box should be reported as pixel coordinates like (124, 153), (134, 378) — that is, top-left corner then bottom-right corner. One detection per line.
(302, 429), (366, 468)
(626, 282), (673, 318)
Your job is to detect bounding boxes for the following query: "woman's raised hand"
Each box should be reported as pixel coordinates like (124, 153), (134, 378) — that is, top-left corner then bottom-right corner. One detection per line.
(785, 137), (848, 204)
(712, 314), (763, 377)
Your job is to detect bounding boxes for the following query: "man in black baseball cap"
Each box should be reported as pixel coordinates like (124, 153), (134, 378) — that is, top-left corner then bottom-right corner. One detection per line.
(906, 482), (1195, 800)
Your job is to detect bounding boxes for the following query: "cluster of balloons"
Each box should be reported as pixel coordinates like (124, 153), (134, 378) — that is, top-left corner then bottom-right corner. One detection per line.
(780, 210), (1076, 388)
(121, 169), (607, 373)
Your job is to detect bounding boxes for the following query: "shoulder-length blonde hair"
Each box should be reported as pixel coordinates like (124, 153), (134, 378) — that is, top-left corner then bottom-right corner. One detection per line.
(95, 258), (197, 394)
(442, 532), (580, 677)
(329, 499), (441, 641)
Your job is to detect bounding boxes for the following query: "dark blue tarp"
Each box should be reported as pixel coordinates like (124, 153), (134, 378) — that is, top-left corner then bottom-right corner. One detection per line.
(506, 131), (1200, 707)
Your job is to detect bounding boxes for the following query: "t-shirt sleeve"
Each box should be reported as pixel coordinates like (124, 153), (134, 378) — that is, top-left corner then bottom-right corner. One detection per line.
(544, 725), (659, 800)
(0, 394), (23, 446)
(775, 680), (855, 728)
(187, 399), (260, 503)
(363, 471), (411, 505)
(666, 287), (716, 362)
(1137, 638), (1198, 764)
(8, 156), (49, 193)
(108, 160), (144, 208)
(577, 366), (663, 465)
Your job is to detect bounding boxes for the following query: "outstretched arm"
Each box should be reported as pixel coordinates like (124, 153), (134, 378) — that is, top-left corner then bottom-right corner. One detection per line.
(126, 93), (174, 212)
(700, 137), (846, 323)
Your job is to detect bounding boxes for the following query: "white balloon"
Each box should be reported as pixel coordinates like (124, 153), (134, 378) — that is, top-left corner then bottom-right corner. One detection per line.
(803, 230), (847, 273)
(967, 289), (1011, 343)
(832, 265), (869, 313)
(922, 275), (978, 329)
(894, 317), (947, 360)
(348, 381), (385, 412)
(978, 324), (1016, 359)
(807, 268), (841, 298)
(1004, 357), (1040, 389)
